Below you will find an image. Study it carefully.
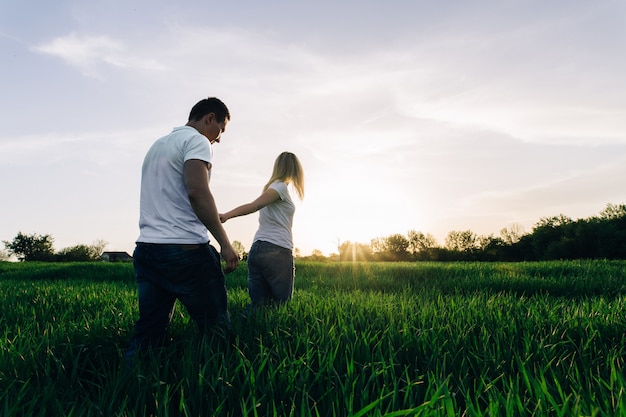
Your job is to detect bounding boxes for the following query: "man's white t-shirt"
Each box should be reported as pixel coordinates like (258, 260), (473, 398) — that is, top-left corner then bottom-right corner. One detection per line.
(137, 126), (212, 244)
(253, 181), (295, 250)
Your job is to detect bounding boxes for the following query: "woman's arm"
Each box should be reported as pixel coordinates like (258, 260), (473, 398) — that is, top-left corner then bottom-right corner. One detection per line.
(220, 188), (280, 223)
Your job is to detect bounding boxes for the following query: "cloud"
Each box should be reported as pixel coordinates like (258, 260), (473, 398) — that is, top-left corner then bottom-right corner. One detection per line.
(29, 20), (626, 149)
(33, 32), (165, 78)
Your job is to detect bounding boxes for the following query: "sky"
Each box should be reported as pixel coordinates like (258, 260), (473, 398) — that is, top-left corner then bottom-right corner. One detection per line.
(1, 0), (625, 257)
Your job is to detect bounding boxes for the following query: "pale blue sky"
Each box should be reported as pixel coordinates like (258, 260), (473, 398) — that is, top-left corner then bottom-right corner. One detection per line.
(1, 0), (625, 256)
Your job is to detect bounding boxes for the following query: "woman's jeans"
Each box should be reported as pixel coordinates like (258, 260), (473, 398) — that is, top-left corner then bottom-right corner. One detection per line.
(126, 243), (229, 358)
(247, 240), (294, 306)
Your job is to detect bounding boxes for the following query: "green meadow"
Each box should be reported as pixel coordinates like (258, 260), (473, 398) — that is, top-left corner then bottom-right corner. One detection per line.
(1, 260), (626, 416)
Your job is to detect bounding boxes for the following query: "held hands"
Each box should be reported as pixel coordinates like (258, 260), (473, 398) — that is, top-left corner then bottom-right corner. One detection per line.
(217, 212), (236, 272)
(221, 244), (239, 274)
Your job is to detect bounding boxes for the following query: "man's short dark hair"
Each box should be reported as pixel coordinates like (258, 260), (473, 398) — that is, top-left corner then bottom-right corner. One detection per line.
(188, 97), (231, 123)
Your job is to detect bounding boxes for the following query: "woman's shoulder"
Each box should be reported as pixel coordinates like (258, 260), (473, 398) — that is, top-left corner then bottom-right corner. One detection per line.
(268, 180), (290, 198)
(269, 180), (288, 189)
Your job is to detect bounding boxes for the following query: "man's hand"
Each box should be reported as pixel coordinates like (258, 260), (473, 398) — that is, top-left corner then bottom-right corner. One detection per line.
(221, 244), (239, 273)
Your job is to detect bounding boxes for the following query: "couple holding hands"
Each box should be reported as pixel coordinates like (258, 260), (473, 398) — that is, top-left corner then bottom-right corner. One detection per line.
(126, 97), (304, 358)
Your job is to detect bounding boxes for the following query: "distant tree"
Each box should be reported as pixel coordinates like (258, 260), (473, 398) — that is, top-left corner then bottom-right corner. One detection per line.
(302, 249), (327, 262)
(385, 234), (410, 261)
(3, 232), (55, 262)
(529, 214), (574, 260)
(533, 214), (573, 230)
(56, 245), (96, 262)
(407, 230), (438, 260)
(0, 249), (11, 261)
(474, 234), (506, 260)
(589, 203), (626, 259)
(445, 230), (478, 253)
(338, 241), (351, 261)
(338, 241), (373, 261)
(326, 253), (340, 262)
(88, 239), (107, 259)
(231, 241), (248, 260)
(476, 234), (495, 251)
(367, 234), (411, 261)
(370, 237), (386, 254)
(597, 203), (626, 220)
(56, 240), (108, 262)
(499, 223), (525, 245)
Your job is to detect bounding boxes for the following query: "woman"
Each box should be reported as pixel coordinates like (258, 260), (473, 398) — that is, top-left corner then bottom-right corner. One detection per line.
(220, 152), (304, 307)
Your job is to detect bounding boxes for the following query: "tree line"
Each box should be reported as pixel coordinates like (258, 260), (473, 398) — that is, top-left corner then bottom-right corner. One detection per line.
(2, 232), (107, 262)
(3, 203), (625, 263)
(301, 203), (626, 262)
(0, 233), (247, 263)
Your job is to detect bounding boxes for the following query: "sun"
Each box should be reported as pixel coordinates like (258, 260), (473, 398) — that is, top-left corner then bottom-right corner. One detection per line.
(293, 179), (430, 257)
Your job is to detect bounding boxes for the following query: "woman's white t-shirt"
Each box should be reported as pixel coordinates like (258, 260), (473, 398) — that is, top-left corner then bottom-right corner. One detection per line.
(253, 181), (295, 250)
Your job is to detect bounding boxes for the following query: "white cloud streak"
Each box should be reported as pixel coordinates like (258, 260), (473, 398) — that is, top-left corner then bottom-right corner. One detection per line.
(33, 33), (165, 78)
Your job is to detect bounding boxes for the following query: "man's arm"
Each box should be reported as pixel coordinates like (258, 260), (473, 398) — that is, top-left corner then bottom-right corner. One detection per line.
(183, 159), (238, 272)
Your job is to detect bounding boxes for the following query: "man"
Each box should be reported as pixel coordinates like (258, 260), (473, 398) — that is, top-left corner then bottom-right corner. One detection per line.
(126, 97), (239, 359)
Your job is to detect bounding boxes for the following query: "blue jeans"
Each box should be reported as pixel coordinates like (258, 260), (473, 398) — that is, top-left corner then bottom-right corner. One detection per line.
(126, 243), (229, 357)
(247, 240), (294, 306)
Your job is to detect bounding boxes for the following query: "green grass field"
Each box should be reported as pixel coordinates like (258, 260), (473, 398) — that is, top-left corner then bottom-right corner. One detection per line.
(1, 260), (625, 416)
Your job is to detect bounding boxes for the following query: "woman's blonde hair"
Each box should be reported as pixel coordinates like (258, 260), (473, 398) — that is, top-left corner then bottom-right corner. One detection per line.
(263, 152), (305, 200)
